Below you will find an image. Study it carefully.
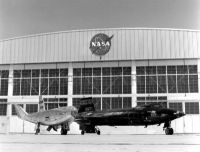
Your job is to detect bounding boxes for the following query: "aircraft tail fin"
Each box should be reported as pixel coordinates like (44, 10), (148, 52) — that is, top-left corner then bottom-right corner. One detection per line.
(39, 95), (45, 112)
(14, 104), (28, 120)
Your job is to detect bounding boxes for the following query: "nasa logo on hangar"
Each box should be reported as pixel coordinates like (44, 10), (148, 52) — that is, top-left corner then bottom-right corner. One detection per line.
(89, 33), (113, 56)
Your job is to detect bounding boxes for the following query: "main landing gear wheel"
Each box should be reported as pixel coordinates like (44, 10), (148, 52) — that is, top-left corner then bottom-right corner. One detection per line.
(165, 128), (174, 135)
(163, 121), (174, 135)
(35, 123), (40, 135)
(35, 128), (40, 135)
(96, 130), (101, 135)
(61, 128), (68, 135)
(95, 127), (101, 135)
(81, 130), (85, 135)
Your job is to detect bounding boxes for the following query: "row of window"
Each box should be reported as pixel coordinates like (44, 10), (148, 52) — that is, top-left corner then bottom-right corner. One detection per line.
(73, 67), (132, 95)
(14, 69), (68, 78)
(13, 68), (68, 96)
(1, 65), (199, 96)
(136, 65), (197, 75)
(137, 65), (198, 94)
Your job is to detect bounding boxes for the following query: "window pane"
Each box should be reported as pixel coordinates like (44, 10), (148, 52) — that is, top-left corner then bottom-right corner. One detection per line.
(59, 98), (68, 107)
(32, 69), (40, 77)
(136, 76), (145, 94)
(49, 78), (59, 95)
(167, 66), (176, 74)
(82, 77), (92, 94)
(102, 68), (110, 76)
(26, 104), (38, 114)
(177, 66), (188, 74)
(60, 78), (68, 95)
(158, 76), (166, 93)
(31, 79), (39, 95)
(13, 79), (21, 95)
(112, 97), (122, 109)
(41, 69), (48, 77)
(188, 65), (197, 74)
(0, 99), (7, 116)
(0, 79), (8, 96)
(123, 76), (131, 94)
(102, 98), (111, 110)
(72, 98), (81, 109)
(102, 77), (110, 94)
(146, 66), (156, 75)
(73, 68), (81, 76)
(136, 67), (145, 75)
(169, 102), (183, 112)
(123, 97), (132, 109)
(82, 68), (92, 76)
(177, 75), (188, 93)
(112, 76), (122, 94)
(60, 69), (68, 77)
(93, 98), (101, 111)
(111, 67), (122, 75)
(123, 67), (131, 75)
(157, 66), (166, 74)
(137, 97), (145, 101)
(49, 69), (59, 77)
(189, 75), (198, 93)
(146, 76), (157, 93)
(1, 70), (9, 78)
(168, 75), (177, 93)
(41, 78), (48, 95)
(14, 70), (21, 78)
(93, 68), (101, 76)
(21, 79), (31, 95)
(22, 70), (31, 78)
(73, 78), (81, 94)
(185, 102), (199, 114)
(93, 77), (101, 94)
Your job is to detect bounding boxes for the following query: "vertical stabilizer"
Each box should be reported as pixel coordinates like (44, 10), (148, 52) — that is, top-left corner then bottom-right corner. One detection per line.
(39, 95), (45, 112)
(14, 104), (28, 121)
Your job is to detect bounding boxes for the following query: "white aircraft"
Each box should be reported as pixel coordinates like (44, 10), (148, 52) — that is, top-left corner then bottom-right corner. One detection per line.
(14, 96), (78, 135)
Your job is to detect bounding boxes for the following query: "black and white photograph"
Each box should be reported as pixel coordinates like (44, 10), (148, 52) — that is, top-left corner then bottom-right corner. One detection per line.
(0, 0), (200, 152)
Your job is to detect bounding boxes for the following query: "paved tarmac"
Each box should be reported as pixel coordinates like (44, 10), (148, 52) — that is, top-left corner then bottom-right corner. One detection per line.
(0, 134), (200, 152)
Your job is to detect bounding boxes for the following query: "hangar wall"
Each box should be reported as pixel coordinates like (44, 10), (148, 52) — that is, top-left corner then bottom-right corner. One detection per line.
(0, 28), (200, 134)
(0, 28), (200, 64)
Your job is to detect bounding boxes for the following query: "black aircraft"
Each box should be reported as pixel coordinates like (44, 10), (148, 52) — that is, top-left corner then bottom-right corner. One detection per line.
(75, 98), (185, 135)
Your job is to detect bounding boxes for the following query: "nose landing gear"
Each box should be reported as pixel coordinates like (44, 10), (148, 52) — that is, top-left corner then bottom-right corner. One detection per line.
(35, 123), (41, 135)
(163, 121), (174, 135)
(165, 128), (174, 135)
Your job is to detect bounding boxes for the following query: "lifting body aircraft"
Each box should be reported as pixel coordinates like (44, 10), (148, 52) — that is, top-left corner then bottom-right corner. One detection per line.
(14, 96), (78, 135)
(75, 98), (185, 135)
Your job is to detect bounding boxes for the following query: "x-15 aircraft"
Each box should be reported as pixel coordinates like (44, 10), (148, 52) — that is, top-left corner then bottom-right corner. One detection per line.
(14, 96), (78, 135)
(75, 98), (185, 135)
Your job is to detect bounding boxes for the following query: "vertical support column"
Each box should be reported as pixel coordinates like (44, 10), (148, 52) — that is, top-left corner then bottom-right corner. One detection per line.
(198, 59), (200, 95)
(131, 61), (137, 107)
(198, 59), (200, 113)
(6, 65), (14, 134)
(68, 63), (73, 106)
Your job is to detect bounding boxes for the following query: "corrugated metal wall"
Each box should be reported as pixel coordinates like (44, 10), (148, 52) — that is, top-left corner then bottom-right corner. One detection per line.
(0, 28), (200, 64)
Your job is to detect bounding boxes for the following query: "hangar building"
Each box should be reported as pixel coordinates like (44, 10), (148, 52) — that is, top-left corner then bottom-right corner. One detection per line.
(0, 28), (200, 134)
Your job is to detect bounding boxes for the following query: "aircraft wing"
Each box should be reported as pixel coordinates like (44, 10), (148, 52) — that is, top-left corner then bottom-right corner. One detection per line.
(29, 110), (75, 126)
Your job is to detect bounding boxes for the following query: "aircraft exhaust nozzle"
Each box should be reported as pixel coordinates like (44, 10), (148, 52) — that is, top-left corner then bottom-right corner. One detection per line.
(175, 111), (185, 118)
